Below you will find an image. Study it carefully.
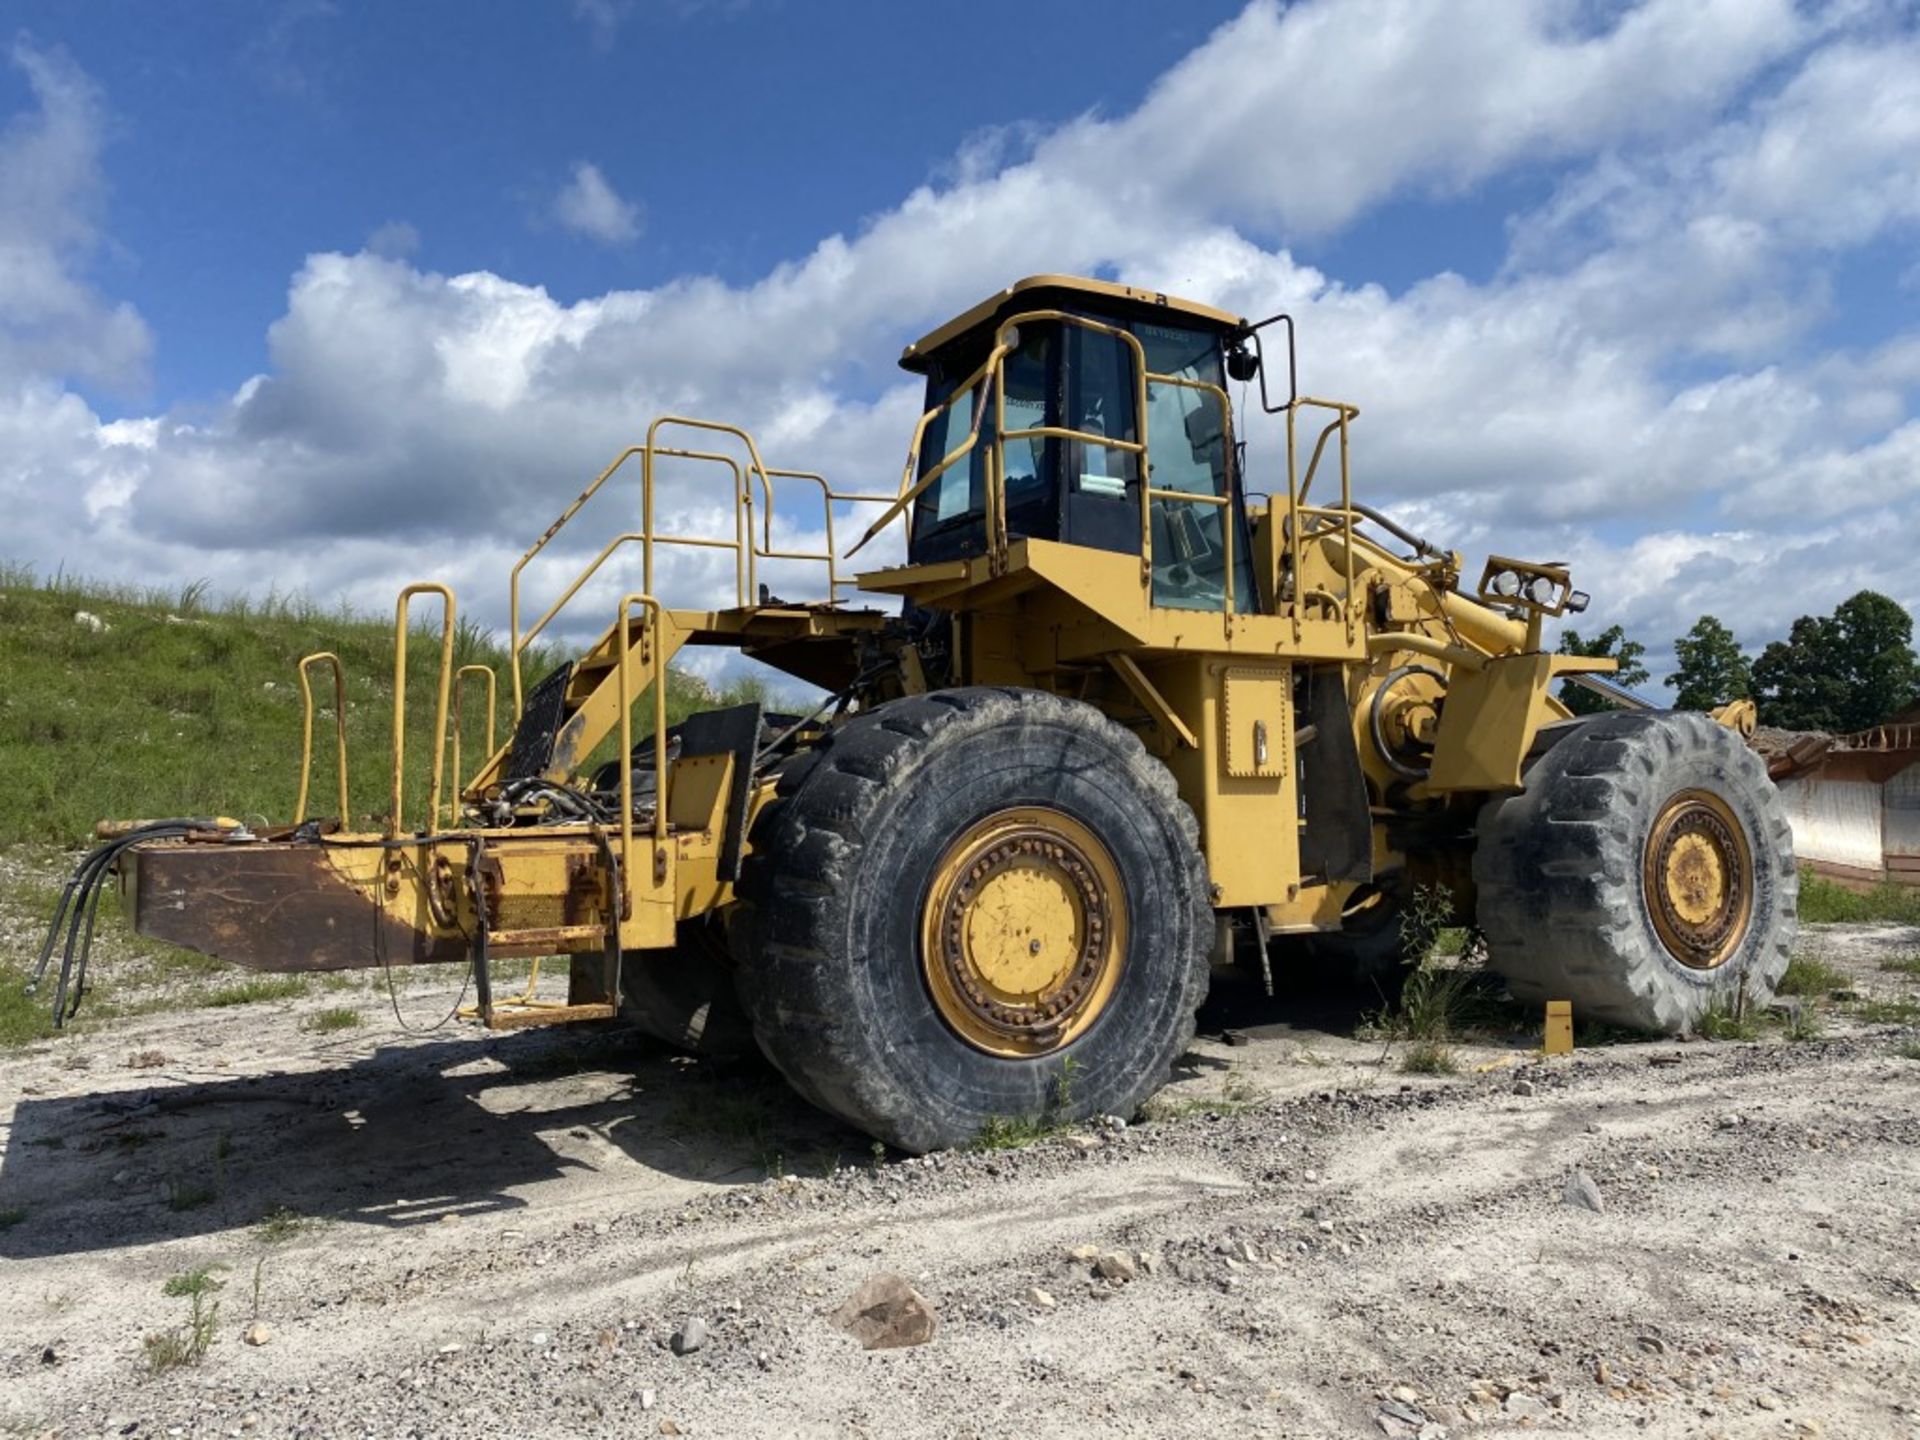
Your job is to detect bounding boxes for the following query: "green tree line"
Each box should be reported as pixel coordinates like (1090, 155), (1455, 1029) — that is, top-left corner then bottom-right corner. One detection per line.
(1555, 589), (1920, 733)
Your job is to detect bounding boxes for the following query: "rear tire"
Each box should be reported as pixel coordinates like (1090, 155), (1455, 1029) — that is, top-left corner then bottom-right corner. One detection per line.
(731, 687), (1212, 1153)
(1474, 711), (1796, 1033)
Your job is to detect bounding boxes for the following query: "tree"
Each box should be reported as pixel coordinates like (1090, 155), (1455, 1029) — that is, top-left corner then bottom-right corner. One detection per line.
(1556, 625), (1651, 715)
(1751, 589), (1920, 733)
(1665, 615), (1751, 711)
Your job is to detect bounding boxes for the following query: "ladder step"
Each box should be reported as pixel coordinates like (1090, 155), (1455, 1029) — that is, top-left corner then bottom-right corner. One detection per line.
(485, 923), (610, 955)
(481, 1002), (617, 1032)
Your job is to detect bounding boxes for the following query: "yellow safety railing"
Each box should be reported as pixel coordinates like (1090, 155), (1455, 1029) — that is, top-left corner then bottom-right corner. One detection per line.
(762, 467), (908, 602)
(391, 583), (457, 838)
(853, 310), (1243, 614)
(510, 442), (749, 713)
(294, 652), (349, 825)
(448, 664), (497, 823)
(1284, 398), (1361, 641)
(508, 424), (908, 714)
(615, 593), (669, 906)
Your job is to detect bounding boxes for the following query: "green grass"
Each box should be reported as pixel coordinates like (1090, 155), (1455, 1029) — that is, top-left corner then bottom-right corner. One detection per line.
(1370, 886), (1489, 1068)
(1399, 1039), (1458, 1074)
(254, 1206), (310, 1244)
(1779, 1004), (1825, 1043)
(0, 1206), (25, 1230)
(1894, 1040), (1920, 1061)
(972, 1114), (1062, 1150)
(1697, 1001), (1762, 1041)
(146, 1265), (224, 1371)
(0, 963), (56, 1049)
(1798, 871), (1920, 925)
(1776, 953), (1849, 996)
(205, 975), (308, 1008)
(305, 1005), (362, 1032)
(1141, 1072), (1267, 1121)
(1878, 953), (1920, 977)
(0, 561), (755, 846)
(1850, 997), (1920, 1025)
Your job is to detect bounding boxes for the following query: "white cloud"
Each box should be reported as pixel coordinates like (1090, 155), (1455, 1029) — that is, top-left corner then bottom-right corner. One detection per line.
(570, 0), (631, 52)
(0, 40), (150, 392)
(2, 0), (1918, 683)
(551, 160), (642, 246)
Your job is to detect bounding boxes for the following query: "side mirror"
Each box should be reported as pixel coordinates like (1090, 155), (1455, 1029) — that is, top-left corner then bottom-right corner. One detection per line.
(1225, 345), (1260, 383)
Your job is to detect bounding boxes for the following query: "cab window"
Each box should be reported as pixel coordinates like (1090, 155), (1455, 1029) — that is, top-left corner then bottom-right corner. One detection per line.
(1132, 320), (1255, 613)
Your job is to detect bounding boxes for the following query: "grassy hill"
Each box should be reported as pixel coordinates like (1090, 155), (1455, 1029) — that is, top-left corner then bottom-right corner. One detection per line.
(0, 563), (745, 847)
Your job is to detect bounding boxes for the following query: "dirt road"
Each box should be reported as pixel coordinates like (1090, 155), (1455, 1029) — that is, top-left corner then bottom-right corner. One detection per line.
(3, 924), (1918, 1439)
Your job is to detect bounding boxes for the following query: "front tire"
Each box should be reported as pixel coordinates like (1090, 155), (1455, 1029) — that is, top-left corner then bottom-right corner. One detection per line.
(731, 687), (1211, 1153)
(1474, 711), (1796, 1033)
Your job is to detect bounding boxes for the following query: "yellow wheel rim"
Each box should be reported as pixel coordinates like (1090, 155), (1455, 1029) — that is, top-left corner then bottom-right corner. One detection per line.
(920, 807), (1127, 1057)
(1642, 789), (1754, 970)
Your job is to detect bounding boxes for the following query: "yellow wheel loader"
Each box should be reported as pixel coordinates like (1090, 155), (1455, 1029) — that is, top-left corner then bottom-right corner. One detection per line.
(37, 276), (1796, 1152)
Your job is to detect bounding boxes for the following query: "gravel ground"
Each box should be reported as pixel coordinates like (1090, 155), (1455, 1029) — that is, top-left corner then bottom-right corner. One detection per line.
(1, 896), (1918, 1440)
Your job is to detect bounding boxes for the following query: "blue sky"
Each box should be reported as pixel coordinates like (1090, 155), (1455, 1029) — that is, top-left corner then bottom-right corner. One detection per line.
(1, 0), (1917, 684)
(13, 0), (1266, 409)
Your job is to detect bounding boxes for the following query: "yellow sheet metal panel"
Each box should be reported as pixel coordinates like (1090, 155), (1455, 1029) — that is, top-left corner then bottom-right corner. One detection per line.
(1155, 659), (1301, 907)
(1222, 667), (1291, 779)
(667, 752), (735, 834)
(1426, 652), (1558, 793)
(900, 274), (1244, 371)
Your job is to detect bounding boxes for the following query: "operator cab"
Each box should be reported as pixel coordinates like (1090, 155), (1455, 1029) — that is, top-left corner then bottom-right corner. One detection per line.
(898, 275), (1259, 612)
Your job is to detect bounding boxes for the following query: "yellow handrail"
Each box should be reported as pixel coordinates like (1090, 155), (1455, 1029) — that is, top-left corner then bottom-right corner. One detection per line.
(391, 583), (456, 838)
(615, 593), (669, 908)
(764, 469), (904, 598)
(643, 416), (784, 600)
(509, 443), (750, 713)
(449, 663), (497, 822)
(849, 343), (1015, 557)
(1283, 397), (1362, 638)
(294, 652), (349, 825)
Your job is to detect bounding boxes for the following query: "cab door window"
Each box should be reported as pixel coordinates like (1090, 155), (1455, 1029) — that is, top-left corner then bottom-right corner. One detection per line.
(1133, 321), (1255, 612)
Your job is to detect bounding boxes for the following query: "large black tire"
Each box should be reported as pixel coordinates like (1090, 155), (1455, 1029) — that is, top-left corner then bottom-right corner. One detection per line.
(1474, 711), (1796, 1033)
(730, 687), (1212, 1153)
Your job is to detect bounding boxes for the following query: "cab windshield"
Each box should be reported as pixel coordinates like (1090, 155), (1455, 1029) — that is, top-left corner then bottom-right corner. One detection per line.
(908, 313), (1255, 613)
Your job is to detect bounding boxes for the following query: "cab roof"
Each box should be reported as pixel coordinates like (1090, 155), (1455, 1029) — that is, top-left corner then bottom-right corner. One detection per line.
(899, 274), (1246, 374)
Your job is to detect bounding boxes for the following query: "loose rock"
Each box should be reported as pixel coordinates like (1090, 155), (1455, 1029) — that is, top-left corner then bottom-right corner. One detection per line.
(1562, 1168), (1605, 1213)
(670, 1318), (708, 1356)
(1503, 1392), (1551, 1421)
(832, 1272), (937, 1350)
(243, 1323), (273, 1347)
(1093, 1250), (1137, 1283)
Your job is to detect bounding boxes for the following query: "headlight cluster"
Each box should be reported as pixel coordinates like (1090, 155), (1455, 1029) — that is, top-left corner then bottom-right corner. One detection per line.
(1478, 558), (1589, 615)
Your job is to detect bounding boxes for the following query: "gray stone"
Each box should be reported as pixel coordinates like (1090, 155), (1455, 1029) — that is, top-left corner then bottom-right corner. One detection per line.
(832, 1273), (937, 1350)
(670, 1318), (707, 1355)
(1504, 1392), (1551, 1421)
(1094, 1250), (1137, 1283)
(1562, 1168), (1605, 1213)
